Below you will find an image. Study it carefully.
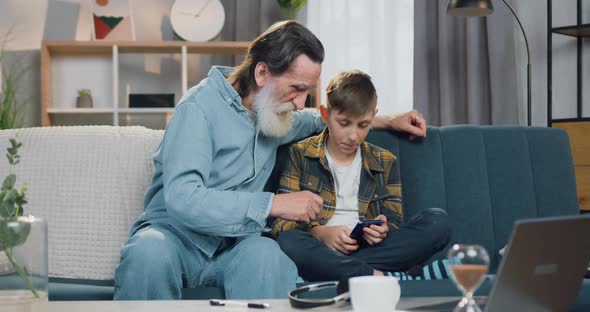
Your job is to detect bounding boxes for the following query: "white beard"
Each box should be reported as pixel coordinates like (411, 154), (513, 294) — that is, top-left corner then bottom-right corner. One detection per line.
(252, 82), (295, 138)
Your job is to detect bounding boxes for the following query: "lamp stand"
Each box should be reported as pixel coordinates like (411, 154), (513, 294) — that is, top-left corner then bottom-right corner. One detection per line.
(501, 0), (531, 126)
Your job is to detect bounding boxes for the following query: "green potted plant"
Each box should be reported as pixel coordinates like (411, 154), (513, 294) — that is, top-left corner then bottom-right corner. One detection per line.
(0, 137), (47, 302)
(276, 0), (308, 20)
(0, 35), (27, 129)
(76, 89), (93, 108)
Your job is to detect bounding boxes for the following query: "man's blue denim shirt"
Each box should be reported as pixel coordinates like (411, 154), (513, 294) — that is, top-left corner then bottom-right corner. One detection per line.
(131, 66), (325, 258)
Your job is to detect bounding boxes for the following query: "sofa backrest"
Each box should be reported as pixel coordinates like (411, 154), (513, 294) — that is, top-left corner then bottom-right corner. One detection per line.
(0, 126), (163, 280)
(0, 125), (577, 280)
(270, 125), (579, 269)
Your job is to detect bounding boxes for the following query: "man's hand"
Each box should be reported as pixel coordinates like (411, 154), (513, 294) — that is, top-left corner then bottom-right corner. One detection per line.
(372, 109), (427, 140)
(310, 225), (359, 255)
(362, 215), (389, 245)
(270, 191), (323, 223)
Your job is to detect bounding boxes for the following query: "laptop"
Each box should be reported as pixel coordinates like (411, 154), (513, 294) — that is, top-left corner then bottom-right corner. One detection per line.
(485, 215), (590, 311)
(411, 215), (590, 312)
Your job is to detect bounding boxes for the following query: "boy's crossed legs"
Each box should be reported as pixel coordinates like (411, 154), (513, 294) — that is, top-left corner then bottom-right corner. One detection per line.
(277, 208), (451, 282)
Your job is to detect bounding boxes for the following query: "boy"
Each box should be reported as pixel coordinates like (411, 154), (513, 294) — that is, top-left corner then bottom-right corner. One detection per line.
(270, 70), (451, 284)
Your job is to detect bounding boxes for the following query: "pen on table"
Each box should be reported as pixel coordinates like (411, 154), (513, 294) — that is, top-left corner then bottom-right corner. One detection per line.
(209, 299), (271, 309)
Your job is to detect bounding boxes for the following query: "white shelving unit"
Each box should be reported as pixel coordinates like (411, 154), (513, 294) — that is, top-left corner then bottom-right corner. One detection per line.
(47, 108), (176, 114)
(41, 40), (250, 127)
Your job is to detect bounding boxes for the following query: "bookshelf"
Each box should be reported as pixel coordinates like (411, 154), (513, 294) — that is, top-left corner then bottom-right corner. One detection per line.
(547, 0), (590, 211)
(41, 40), (250, 127)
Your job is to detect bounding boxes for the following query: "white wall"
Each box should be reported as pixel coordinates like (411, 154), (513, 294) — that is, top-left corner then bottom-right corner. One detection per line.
(0, 1), (49, 51)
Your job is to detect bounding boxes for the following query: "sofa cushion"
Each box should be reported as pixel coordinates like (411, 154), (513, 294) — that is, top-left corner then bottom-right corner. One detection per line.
(363, 126), (579, 270)
(48, 278), (225, 300)
(49, 279), (115, 301)
(0, 126), (163, 280)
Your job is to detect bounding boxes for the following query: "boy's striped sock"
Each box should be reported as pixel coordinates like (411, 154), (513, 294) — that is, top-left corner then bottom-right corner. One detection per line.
(385, 259), (450, 280)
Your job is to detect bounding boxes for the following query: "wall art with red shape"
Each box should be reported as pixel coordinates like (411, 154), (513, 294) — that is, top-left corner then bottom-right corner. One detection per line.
(92, 0), (135, 40)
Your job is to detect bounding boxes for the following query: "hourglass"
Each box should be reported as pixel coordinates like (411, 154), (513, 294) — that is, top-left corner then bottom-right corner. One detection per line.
(447, 244), (490, 312)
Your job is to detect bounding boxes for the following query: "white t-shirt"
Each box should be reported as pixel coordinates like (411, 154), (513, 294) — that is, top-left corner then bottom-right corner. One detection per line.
(324, 146), (362, 229)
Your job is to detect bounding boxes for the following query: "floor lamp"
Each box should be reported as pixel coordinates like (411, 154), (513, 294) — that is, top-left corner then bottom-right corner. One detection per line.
(447, 0), (531, 126)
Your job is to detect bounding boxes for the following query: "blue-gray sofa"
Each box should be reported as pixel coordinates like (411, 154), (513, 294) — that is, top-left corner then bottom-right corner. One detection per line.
(10, 125), (584, 303)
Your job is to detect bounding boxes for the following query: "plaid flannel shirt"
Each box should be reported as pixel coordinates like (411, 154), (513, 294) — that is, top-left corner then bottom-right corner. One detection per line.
(270, 129), (403, 238)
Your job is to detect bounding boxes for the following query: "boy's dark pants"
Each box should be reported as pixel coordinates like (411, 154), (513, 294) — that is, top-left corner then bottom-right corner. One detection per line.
(277, 208), (451, 282)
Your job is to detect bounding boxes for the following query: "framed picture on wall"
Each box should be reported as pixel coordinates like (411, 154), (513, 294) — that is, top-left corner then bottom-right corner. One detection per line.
(91, 0), (135, 40)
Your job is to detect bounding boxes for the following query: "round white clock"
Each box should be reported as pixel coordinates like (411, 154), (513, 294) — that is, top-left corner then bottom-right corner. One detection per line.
(170, 0), (226, 42)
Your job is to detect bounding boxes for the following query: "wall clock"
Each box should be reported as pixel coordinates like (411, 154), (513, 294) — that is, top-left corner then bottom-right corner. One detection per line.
(170, 0), (226, 42)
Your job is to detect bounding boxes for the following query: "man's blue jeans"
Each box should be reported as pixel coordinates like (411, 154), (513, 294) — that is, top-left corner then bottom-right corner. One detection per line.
(114, 224), (298, 300)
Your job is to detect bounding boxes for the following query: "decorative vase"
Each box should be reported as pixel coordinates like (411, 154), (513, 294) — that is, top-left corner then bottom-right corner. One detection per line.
(76, 94), (93, 108)
(0, 252), (15, 275)
(0, 216), (48, 304)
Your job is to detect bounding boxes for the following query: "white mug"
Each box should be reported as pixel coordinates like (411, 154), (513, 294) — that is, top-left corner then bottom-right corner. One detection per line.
(349, 276), (401, 312)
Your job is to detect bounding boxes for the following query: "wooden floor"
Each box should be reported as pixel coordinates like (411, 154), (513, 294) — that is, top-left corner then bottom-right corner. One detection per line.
(552, 121), (590, 212)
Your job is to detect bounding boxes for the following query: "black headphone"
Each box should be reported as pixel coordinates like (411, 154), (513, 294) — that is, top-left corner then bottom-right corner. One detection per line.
(288, 282), (350, 309)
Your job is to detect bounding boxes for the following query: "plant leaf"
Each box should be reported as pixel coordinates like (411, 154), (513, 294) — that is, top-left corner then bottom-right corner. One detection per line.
(15, 193), (26, 207)
(3, 189), (18, 203)
(0, 202), (10, 218)
(276, 0), (307, 11)
(2, 174), (15, 191)
(3, 190), (17, 217)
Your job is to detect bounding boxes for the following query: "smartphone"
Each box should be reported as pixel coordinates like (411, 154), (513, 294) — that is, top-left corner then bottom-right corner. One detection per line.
(349, 220), (384, 240)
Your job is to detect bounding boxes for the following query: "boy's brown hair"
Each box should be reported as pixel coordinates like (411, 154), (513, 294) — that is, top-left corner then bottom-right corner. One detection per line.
(325, 70), (377, 115)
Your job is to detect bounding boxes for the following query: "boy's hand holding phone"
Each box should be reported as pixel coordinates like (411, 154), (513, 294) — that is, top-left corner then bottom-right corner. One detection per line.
(310, 225), (359, 255)
(349, 220), (384, 240)
(361, 215), (389, 245)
